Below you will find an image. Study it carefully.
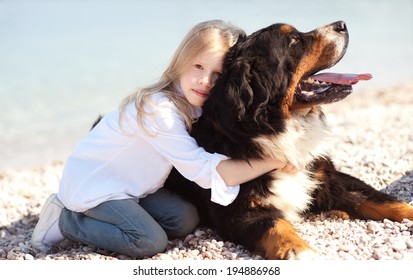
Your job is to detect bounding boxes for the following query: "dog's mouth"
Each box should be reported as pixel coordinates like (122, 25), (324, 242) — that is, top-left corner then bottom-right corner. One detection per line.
(295, 73), (372, 104)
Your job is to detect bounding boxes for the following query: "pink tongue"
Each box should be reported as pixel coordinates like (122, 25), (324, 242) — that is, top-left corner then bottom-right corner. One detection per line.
(311, 73), (373, 85)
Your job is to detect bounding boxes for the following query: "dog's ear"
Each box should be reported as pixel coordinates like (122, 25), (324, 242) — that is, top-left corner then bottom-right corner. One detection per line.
(199, 57), (255, 139)
(209, 57), (270, 118)
(202, 44), (285, 136)
(226, 57), (282, 122)
(218, 39), (255, 122)
(226, 58), (254, 121)
(220, 55), (286, 134)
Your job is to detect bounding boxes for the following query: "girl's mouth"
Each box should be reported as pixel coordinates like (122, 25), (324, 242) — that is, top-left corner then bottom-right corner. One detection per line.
(192, 89), (209, 98)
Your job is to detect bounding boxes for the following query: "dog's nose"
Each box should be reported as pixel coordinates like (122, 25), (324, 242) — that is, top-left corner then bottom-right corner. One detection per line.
(333, 21), (347, 34)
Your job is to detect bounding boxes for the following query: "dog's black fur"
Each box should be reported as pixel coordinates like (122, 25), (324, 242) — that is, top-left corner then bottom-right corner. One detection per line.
(163, 21), (413, 259)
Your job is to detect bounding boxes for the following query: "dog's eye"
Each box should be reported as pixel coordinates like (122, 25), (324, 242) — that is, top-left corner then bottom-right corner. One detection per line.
(195, 64), (204, 70)
(289, 36), (300, 47)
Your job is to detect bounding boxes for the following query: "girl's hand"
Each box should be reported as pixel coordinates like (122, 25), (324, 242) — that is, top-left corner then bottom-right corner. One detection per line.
(281, 161), (298, 173)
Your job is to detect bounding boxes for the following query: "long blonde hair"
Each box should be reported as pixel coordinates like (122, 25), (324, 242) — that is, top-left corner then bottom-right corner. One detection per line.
(119, 20), (245, 132)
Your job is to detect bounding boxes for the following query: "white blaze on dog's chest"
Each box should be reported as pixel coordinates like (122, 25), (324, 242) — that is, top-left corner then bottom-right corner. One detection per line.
(283, 111), (330, 168)
(254, 110), (330, 223)
(265, 171), (319, 223)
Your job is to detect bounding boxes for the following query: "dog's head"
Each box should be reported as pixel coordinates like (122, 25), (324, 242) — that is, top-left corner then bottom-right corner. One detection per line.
(198, 21), (371, 163)
(204, 21), (360, 134)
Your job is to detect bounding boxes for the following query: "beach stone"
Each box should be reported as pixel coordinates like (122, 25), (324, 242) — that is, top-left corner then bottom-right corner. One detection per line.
(391, 240), (407, 251)
(406, 239), (413, 249)
(24, 253), (34, 260)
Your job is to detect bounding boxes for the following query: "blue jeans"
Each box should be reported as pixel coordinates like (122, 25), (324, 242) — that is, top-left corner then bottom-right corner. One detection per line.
(59, 188), (199, 258)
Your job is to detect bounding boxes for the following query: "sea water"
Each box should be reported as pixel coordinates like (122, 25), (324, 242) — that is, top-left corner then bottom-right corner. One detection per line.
(1, 0), (412, 171)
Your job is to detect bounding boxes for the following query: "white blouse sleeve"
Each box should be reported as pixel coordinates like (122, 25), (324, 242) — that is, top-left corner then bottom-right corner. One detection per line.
(134, 95), (240, 206)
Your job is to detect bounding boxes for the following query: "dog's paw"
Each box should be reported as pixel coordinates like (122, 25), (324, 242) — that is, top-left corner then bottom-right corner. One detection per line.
(259, 218), (321, 260)
(320, 210), (350, 220)
(287, 249), (321, 260)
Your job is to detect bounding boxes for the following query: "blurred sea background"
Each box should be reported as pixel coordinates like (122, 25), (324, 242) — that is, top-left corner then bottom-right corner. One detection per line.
(1, 0), (412, 171)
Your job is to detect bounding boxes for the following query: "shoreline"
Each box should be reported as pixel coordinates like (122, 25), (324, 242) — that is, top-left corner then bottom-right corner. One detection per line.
(1, 81), (412, 260)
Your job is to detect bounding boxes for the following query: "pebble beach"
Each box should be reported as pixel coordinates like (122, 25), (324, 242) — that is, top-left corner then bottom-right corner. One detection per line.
(1, 82), (412, 260)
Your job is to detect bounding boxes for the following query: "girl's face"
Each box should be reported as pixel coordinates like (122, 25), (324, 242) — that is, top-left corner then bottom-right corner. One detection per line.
(179, 48), (226, 108)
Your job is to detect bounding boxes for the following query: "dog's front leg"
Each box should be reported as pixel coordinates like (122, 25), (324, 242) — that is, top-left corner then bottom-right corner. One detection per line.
(256, 218), (318, 260)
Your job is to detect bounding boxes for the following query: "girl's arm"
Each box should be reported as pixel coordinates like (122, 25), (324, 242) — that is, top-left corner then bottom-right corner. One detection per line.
(138, 94), (296, 205)
(217, 158), (297, 186)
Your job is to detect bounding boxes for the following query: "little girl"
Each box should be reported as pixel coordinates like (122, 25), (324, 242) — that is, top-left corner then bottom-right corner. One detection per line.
(31, 20), (296, 258)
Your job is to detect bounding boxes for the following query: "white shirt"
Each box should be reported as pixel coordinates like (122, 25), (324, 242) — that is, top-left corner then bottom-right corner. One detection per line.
(57, 92), (240, 212)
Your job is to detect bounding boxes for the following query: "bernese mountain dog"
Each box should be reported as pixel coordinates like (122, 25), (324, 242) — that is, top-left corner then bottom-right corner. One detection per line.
(164, 21), (413, 260)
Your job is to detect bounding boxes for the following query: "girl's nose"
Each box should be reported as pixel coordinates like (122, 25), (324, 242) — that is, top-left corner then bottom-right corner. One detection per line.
(199, 75), (212, 87)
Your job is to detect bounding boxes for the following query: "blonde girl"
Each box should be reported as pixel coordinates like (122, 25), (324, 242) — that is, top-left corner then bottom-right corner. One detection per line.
(31, 20), (296, 258)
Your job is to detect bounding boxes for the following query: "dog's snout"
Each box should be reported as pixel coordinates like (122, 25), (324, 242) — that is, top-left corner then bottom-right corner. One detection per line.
(316, 21), (348, 37)
(333, 21), (347, 34)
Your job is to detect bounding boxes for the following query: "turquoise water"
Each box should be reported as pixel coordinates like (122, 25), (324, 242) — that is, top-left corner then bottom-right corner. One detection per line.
(1, 0), (412, 170)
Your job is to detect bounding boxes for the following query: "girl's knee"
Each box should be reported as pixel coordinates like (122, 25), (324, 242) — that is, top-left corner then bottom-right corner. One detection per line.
(142, 234), (168, 257)
(128, 230), (168, 258)
(183, 202), (200, 230)
(169, 202), (200, 238)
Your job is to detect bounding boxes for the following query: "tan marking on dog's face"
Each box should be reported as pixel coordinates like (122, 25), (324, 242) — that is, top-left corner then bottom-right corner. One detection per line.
(284, 23), (348, 113)
(257, 218), (316, 259)
(279, 24), (294, 33)
(283, 33), (326, 114)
